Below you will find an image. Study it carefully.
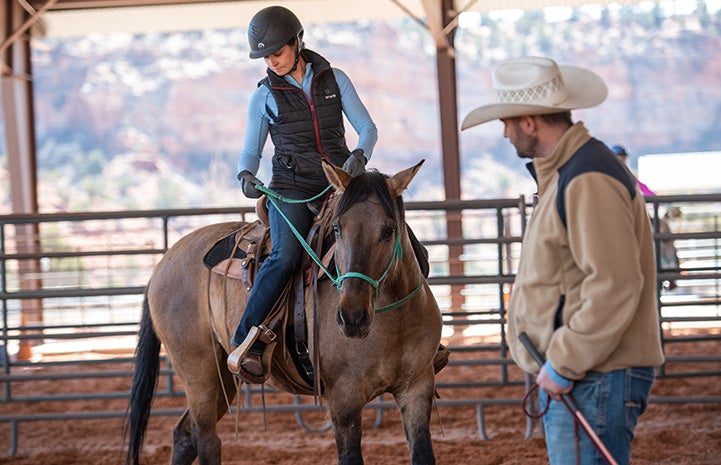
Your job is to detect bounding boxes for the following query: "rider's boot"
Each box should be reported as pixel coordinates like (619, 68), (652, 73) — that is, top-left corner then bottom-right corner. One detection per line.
(433, 343), (450, 374)
(228, 326), (273, 383)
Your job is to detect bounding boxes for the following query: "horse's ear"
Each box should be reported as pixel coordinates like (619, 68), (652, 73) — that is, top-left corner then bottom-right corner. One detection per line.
(386, 159), (425, 198)
(322, 160), (351, 193)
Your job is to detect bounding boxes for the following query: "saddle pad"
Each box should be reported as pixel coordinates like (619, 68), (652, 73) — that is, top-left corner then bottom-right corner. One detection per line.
(203, 231), (248, 269)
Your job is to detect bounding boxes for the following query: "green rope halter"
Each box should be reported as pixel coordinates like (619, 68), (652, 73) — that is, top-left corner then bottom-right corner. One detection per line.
(257, 184), (422, 314)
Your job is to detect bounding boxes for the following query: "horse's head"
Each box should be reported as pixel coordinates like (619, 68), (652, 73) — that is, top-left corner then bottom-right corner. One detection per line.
(322, 159), (425, 338)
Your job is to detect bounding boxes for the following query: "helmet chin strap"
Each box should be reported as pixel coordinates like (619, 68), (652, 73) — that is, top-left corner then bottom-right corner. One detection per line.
(287, 34), (303, 75)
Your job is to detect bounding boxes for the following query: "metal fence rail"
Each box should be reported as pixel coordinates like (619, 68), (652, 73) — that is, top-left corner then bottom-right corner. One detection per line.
(1, 194), (720, 456)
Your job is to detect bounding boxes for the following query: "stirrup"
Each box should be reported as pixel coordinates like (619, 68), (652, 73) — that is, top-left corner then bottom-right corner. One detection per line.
(228, 326), (261, 373)
(227, 326), (276, 384)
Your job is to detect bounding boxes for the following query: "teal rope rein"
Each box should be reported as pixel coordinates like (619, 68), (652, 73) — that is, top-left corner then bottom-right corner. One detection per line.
(257, 184), (423, 314)
(258, 184), (336, 279)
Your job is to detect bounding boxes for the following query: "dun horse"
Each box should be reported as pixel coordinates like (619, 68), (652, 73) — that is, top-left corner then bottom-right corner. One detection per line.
(124, 160), (444, 465)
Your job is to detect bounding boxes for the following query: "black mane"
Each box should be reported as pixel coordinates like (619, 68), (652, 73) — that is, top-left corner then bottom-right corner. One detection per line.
(334, 170), (405, 222)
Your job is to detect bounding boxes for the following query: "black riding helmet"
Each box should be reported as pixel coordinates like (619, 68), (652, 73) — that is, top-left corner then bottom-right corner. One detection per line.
(248, 6), (304, 59)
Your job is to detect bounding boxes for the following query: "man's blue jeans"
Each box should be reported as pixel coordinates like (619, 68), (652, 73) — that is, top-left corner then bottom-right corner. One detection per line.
(539, 367), (655, 465)
(232, 191), (314, 349)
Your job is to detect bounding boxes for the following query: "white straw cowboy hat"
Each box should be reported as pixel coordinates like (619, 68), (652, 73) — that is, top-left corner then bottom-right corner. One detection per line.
(461, 56), (608, 130)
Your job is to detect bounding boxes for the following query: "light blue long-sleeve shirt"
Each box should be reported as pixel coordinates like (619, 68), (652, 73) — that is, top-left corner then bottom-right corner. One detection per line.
(236, 62), (378, 177)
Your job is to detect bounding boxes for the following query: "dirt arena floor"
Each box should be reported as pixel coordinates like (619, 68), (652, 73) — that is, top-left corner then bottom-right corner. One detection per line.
(1, 331), (720, 465)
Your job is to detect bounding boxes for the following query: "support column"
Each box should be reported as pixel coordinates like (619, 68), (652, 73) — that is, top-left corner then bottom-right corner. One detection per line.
(431, 0), (465, 324)
(2, 0), (43, 361)
(419, 0), (465, 337)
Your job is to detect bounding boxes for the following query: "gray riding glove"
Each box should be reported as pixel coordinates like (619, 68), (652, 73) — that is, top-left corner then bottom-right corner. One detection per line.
(342, 149), (367, 177)
(237, 170), (264, 199)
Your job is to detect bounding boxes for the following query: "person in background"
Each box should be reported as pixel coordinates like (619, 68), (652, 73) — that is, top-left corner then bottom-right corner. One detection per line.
(612, 145), (681, 290)
(227, 5), (378, 380)
(611, 145), (655, 196)
(659, 206), (682, 290)
(461, 56), (665, 465)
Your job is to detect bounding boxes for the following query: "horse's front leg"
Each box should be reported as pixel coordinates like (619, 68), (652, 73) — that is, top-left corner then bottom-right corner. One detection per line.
(328, 401), (364, 465)
(395, 371), (437, 465)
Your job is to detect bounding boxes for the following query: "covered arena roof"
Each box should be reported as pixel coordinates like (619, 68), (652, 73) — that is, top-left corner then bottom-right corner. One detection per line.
(3, 0), (659, 217)
(28, 0), (654, 39)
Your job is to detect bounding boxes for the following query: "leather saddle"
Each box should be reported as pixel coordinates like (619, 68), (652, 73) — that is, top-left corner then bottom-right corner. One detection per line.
(202, 198), (335, 394)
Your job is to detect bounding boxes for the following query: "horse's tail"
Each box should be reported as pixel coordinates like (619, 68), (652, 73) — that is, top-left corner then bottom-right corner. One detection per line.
(123, 289), (161, 465)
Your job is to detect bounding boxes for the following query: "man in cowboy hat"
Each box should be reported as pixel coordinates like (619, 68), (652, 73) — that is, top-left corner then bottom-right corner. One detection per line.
(462, 57), (664, 465)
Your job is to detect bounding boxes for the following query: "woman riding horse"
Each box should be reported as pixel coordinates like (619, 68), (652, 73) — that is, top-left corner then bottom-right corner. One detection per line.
(228, 5), (378, 379)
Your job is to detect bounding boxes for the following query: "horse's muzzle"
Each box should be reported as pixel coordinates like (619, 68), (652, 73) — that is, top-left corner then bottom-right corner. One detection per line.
(336, 306), (371, 338)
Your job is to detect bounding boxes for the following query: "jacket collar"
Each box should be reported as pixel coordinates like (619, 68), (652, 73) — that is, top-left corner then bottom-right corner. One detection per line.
(531, 121), (591, 194)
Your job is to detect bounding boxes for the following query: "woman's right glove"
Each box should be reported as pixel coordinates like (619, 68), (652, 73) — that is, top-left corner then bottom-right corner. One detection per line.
(342, 149), (367, 177)
(237, 170), (264, 199)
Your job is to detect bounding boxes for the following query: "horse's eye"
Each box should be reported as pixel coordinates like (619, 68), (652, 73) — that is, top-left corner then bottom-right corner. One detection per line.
(333, 223), (340, 236)
(382, 225), (396, 241)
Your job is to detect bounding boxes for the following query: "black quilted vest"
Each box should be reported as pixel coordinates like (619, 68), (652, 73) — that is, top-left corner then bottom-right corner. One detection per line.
(261, 49), (351, 195)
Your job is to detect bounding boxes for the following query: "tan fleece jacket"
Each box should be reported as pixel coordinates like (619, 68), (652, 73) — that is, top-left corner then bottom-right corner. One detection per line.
(507, 122), (665, 380)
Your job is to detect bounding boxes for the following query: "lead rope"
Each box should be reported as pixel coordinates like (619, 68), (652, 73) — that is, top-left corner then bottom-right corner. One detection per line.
(257, 184), (336, 279)
(522, 383), (582, 465)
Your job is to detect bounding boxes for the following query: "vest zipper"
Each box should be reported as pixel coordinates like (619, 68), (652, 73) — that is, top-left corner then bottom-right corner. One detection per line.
(308, 70), (333, 164)
(271, 68), (333, 165)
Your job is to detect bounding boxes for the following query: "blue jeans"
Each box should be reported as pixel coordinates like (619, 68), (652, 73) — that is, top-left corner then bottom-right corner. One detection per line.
(539, 367), (655, 465)
(232, 191), (315, 349)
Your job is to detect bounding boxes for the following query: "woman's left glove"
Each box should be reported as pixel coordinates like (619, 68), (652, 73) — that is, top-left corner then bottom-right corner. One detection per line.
(237, 170), (264, 199)
(342, 149), (367, 177)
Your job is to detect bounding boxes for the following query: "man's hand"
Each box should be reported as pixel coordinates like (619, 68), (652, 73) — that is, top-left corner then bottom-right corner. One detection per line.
(342, 149), (367, 177)
(237, 170), (264, 199)
(536, 365), (574, 401)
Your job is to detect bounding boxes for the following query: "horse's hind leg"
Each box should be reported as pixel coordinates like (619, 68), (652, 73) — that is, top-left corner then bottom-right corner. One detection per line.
(171, 409), (200, 465)
(171, 402), (224, 465)
(170, 347), (238, 465)
(396, 373), (437, 465)
(171, 396), (235, 465)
